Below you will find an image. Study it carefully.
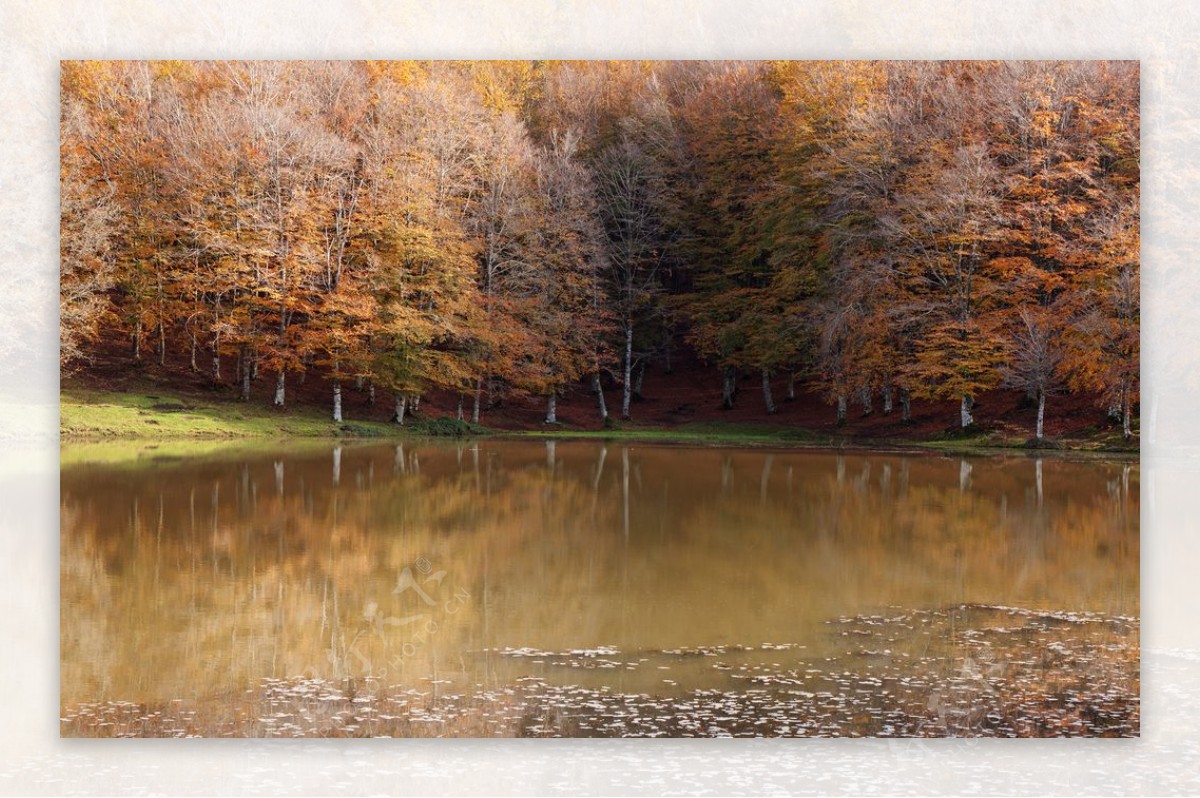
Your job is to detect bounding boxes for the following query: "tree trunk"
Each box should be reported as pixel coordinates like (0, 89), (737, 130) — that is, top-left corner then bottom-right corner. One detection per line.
(332, 383), (343, 423)
(367, 383), (375, 406)
(545, 393), (557, 424)
(211, 335), (221, 382)
(189, 332), (198, 372)
(274, 371), (286, 407)
(836, 393), (847, 425)
(593, 373), (608, 421)
(472, 378), (482, 424)
(883, 384), (893, 415)
(393, 395), (407, 425)
(786, 372), (796, 401)
(722, 366), (737, 410)
(412, 395), (421, 413)
(1122, 383), (1132, 440)
(456, 395), (464, 421)
(900, 390), (911, 423)
(132, 320), (142, 361)
(621, 325), (634, 419)
(762, 367), (776, 414)
(960, 395), (974, 428)
(633, 360), (646, 400)
(859, 385), (873, 416)
(158, 322), (166, 366)
(1036, 388), (1045, 440)
(241, 352), (251, 402)
(355, 375), (364, 392)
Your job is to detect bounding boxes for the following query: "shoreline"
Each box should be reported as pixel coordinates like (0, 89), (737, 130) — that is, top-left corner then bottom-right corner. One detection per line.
(60, 387), (1140, 465)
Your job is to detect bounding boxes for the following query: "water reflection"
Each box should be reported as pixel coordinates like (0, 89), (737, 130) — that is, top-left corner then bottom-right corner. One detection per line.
(60, 441), (1138, 734)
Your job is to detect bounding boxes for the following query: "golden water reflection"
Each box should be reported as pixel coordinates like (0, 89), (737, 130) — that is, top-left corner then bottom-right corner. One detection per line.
(61, 441), (1138, 709)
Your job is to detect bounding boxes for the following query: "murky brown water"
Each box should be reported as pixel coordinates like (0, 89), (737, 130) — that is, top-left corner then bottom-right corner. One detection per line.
(60, 440), (1139, 736)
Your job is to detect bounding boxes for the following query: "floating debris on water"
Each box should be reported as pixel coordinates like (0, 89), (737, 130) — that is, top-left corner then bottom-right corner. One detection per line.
(62, 605), (1138, 738)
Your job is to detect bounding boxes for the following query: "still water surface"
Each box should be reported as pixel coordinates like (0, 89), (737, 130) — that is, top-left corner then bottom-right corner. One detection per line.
(60, 440), (1138, 736)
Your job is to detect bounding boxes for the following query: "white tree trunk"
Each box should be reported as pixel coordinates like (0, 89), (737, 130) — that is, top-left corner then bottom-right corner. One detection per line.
(1036, 389), (1045, 440)
(1122, 383), (1132, 440)
(883, 384), (893, 415)
(273, 371), (285, 407)
(722, 367), (737, 409)
(393, 395), (407, 425)
(960, 395), (973, 428)
(593, 373), (608, 420)
(546, 393), (557, 424)
(472, 378), (482, 424)
(859, 385), (873, 416)
(786, 372), (796, 401)
(762, 367), (776, 414)
(836, 393), (847, 424)
(900, 390), (911, 423)
(332, 383), (343, 423)
(621, 325), (633, 419)
(457, 395), (464, 421)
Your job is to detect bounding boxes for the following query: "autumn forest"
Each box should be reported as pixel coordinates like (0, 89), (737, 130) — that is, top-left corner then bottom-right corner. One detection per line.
(59, 60), (1140, 441)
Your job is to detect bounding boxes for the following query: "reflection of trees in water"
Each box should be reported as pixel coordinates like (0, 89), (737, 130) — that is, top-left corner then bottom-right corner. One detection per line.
(60, 443), (1138, 707)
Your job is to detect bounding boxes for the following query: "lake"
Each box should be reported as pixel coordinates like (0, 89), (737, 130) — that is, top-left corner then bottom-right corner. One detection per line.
(60, 440), (1139, 737)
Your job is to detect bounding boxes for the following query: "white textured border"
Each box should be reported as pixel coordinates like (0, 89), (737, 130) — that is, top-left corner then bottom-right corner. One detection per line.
(2, 1), (1197, 794)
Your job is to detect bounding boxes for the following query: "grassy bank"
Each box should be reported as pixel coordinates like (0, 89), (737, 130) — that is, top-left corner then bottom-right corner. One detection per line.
(513, 425), (1138, 460)
(61, 388), (1138, 460)
(62, 388), (413, 440)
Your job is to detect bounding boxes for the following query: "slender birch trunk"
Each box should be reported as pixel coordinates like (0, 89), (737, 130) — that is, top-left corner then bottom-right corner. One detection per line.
(1122, 383), (1132, 440)
(274, 371), (286, 407)
(593, 373), (608, 421)
(762, 367), (776, 414)
(960, 395), (974, 428)
(621, 325), (634, 419)
(1036, 388), (1045, 440)
(393, 395), (407, 425)
(545, 393), (557, 424)
(332, 383), (343, 423)
(722, 366), (737, 410)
